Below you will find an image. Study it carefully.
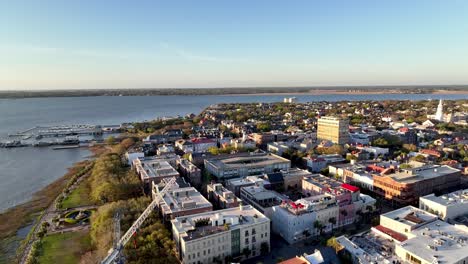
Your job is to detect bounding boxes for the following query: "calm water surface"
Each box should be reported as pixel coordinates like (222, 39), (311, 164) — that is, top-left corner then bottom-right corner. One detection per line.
(0, 93), (467, 211)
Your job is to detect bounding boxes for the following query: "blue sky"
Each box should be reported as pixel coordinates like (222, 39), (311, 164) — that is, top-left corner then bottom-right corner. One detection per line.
(1, 0), (468, 90)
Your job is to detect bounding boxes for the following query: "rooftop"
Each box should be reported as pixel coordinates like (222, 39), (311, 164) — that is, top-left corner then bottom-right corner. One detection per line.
(226, 175), (270, 187)
(337, 230), (401, 264)
(206, 152), (290, 169)
(159, 187), (212, 214)
(387, 164), (461, 183)
(382, 206), (438, 228)
(279, 194), (337, 215)
(303, 174), (358, 196)
(420, 188), (468, 207)
(134, 158), (179, 180)
(399, 220), (468, 264)
(172, 205), (269, 241)
(207, 183), (238, 204)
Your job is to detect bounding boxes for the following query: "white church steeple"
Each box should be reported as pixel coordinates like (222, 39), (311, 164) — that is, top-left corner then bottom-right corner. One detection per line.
(435, 99), (444, 121)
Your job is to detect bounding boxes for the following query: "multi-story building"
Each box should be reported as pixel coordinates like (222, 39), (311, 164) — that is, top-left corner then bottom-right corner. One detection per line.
(337, 204), (468, 264)
(157, 144), (175, 156)
(316, 116), (349, 145)
(282, 168), (314, 190)
(175, 139), (195, 153)
(133, 157), (180, 186)
(191, 137), (218, 153)
(394, 220), (468, 264)
(207, 183), (240, 209)
(124, 151), (145, 166)
(304, 154), (346, 172)
(225, 176), (271, 197)
(145, 129), (184, 144)
(240, 185), (285, 216)
(379, 206), (438, 235)
(267, 141), (291, 155)
(270, 194), (339, 244)
(204, 152), (291, 179)
(330, 161), (399, 191)
(171, 205), (271, 264)
(250, 131), (289, 146)
(177, 158), (202, 186)
(152, 184), (212, 222)
(419, 189), (468, 221)
(302, 174), (375, 226)
(373, 163), (462, 205)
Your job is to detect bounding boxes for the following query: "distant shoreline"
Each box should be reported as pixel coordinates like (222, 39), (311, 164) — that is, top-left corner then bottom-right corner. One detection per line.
(221, 89), (468, 96)
(0, 85), (467, 99)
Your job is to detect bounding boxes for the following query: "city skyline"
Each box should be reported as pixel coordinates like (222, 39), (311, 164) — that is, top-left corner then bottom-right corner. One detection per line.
(1, 1), (468, 90)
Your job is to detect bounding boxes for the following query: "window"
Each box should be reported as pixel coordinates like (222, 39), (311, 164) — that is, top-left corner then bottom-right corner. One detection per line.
(245, 238), (249, 244)
(245, 230), (249, 236)
(252, 228), (256, 235)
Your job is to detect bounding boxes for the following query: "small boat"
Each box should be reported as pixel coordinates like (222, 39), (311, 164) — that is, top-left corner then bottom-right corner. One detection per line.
(2, 140), (27, 148)
(53, 145), (80, 150)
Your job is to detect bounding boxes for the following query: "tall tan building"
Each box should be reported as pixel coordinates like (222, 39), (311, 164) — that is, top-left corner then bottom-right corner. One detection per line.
(317, 116), (349, 144)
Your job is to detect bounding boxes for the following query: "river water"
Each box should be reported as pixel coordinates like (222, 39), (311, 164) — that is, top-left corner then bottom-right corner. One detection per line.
(0, 93), (466, 211)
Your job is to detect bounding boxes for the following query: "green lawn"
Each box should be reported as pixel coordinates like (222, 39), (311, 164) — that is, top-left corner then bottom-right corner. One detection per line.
(38, 231), (92, 264)
(61, 178), (94, 209)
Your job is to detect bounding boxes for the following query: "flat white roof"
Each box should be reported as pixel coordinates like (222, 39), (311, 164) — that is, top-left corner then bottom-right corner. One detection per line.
(420, 189), (468, 207)
(136, 159), (179, 180)
(382, 206), (438, 227)
(160, 187), (212, 214)
(398, 220), (468, 263)
(172, 205), (269, 241)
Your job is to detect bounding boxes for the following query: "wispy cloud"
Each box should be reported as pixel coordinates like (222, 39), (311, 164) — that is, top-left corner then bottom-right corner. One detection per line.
(159, 41), (249, 63)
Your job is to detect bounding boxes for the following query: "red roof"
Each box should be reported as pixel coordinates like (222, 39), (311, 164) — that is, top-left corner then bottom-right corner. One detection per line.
(420, 149), (441, 157)
(341, 183), (359, 192)
(191, 138), (216, 144)
(279, 257), (308, 264)
(374, 225), (407, 242)
(366, 164), (385, 173)
(399, 127), (409, 133)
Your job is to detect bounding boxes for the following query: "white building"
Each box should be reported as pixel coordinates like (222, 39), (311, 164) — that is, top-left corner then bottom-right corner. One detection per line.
(270, 194), (339, 244)
(240, 185), (285, 216)
(419, 189), (468, 221)
(304, 154), (345, 173)
(152, 184), (212, 221)
(284, 97), (297, 103)
(157, 144), (175, 155)
(171, 205), (271, 264)
(356, 146), (389, 156)
(191, 137), (218, 152)
(124, 151), (144, 166)
(380, 206), (438, 235)
(349, 133), (370, 145)
(267, 141), (291, 155)
(133, 157), (180, 185)
(395, 220), (468, 264)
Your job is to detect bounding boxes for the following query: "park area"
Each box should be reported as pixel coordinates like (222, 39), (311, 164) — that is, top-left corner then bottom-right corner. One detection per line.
(37, 230), (92, 264)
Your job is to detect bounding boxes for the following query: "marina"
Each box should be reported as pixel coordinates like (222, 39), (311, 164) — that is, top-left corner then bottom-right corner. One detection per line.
(0, 124), (119, 148)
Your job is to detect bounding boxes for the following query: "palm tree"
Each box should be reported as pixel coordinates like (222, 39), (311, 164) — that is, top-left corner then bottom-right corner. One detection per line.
(313, 220), (324, 235)
(328, 217), (336, 229)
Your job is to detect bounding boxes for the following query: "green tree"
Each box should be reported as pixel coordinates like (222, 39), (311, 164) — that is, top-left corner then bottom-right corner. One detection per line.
(105, 136), (116, 145)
